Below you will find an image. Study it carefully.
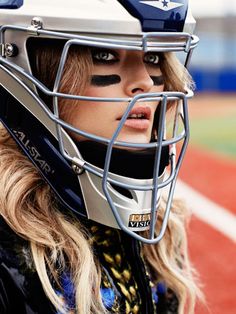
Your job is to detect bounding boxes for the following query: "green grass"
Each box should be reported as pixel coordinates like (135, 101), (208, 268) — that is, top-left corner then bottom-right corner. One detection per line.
(189, 116), (236, 159)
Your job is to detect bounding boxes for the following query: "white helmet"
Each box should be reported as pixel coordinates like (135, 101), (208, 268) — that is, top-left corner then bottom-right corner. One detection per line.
(0, 0), (198, 243)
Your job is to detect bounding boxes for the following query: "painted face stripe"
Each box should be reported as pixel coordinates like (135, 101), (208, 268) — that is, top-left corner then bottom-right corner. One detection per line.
(150, 75), (164, 86)
(91, 75), (121, 87)
(91, 74), (164, 87)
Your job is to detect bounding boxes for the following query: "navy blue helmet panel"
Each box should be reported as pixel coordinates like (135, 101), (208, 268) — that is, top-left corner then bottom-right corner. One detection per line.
(0, 85), (87, 218)
(118, 0), (188, 32)
(0, 0), (23, 9)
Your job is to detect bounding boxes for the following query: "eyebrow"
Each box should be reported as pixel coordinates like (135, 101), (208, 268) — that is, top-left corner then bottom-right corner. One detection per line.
(90, 74), (121, 87)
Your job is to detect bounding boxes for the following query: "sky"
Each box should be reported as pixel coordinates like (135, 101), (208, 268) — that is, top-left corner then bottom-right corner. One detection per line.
(190, 0), (236, 17)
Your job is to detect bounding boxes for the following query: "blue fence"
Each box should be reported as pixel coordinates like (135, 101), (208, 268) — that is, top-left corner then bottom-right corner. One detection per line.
(189, 31), (236, 92)
(190, 68), (236, 92)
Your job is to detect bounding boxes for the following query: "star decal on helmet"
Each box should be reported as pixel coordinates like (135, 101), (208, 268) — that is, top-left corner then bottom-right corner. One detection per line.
(139, 0), (184, 11)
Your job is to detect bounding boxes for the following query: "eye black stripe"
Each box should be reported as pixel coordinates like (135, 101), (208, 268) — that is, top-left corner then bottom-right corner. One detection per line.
(150, 75), (164, 86)
(90, 74), (164, 87)
(91, 75), (121, 86)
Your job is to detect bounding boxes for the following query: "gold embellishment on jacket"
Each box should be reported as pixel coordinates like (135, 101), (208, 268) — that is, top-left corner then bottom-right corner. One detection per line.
(123, 269), (131, 281)
(89, 223), (143, 314)
(115, 253), (122, 266)
(103, 253), (114, 264)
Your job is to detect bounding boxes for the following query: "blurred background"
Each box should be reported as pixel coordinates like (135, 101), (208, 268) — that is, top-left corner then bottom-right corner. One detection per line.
(177, 1), (236, 313)
(191, 0), (236, 92)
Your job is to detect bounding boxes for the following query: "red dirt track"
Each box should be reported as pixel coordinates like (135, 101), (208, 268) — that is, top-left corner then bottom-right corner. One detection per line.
(178, 94), (236, 314)
(180, 146), (236, 314)
(188, 216), (236, 314)
(180, 146), (236, 213)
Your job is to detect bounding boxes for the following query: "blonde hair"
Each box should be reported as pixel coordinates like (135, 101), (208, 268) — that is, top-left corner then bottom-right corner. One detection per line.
(0, 39), (203, 313)
(142, 198), (203, 313)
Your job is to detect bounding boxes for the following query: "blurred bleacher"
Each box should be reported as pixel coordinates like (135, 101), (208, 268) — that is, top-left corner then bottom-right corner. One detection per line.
(189, 8), (236, 92)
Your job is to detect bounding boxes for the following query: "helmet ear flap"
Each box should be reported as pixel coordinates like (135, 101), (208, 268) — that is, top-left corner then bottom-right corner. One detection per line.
(0, 86), (23, 128)
(0, 73), (87, 219)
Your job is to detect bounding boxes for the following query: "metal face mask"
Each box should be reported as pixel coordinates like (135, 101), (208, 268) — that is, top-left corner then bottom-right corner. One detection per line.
(0, 0), (198, 244)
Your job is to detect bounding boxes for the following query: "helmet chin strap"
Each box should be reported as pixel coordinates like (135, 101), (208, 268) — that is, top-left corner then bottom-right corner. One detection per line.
(77, 140), (170, 180)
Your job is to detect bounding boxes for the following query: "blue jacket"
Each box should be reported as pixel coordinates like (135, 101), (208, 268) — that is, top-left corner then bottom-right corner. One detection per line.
(0, 217), (178, 313)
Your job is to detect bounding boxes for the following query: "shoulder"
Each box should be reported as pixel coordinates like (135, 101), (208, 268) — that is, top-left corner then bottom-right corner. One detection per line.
(0, 216), (29, 267)
(0, 217), (54, 314)
(0, 217), (30, 313)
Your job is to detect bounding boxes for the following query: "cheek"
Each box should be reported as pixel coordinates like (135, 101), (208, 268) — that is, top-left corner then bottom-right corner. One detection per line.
(61, 100), (114, 132)
(59, 101), (76, 125)
(84, 85), (115, 98)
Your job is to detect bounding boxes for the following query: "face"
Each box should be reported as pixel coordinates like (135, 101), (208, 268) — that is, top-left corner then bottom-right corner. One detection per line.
(63, 48), (164, 144)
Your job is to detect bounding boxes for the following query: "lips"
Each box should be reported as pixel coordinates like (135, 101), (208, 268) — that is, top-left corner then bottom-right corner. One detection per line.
(117, 106), (152, 130)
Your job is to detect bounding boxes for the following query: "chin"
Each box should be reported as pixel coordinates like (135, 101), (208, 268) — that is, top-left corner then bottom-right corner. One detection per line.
(117, 133), (150, 144)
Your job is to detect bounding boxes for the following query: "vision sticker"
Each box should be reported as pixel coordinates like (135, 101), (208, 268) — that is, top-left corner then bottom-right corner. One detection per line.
(129, 213), (151, 228)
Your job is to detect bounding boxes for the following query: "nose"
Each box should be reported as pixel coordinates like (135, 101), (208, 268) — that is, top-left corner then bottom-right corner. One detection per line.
(124, 58), (154, 96)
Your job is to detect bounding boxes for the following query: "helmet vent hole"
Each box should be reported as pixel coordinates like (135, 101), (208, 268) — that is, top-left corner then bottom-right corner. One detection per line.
(110, 184), (133, 199)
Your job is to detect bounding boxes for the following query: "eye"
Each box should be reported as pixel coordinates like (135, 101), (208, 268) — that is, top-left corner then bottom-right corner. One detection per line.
(144, 53), (160, 65)
(92, 49), (118, 63)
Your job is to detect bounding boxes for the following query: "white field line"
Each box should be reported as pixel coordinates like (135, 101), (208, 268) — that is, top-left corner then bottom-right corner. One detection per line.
(174, 179), (236, 243)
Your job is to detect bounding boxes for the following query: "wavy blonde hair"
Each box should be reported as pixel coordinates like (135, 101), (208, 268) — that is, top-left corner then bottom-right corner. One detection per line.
(0, 38), (203, 313)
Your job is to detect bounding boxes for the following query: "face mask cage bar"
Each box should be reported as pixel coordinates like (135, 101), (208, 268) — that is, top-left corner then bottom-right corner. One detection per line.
(0, 23), (198, 243)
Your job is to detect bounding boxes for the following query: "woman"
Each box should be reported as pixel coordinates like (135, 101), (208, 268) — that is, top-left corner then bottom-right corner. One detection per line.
(0, 0), (202, 313)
